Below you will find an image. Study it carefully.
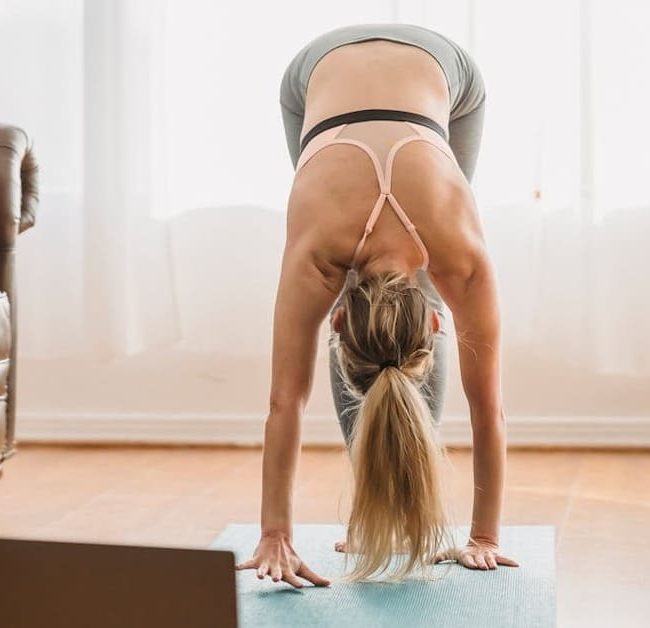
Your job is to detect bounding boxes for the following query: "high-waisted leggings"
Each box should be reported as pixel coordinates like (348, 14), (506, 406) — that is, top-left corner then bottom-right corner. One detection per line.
(279, 23), (486, 448)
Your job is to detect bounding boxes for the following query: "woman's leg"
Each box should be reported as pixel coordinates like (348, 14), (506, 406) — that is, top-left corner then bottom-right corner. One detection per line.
(327, 289), (360, 449)
(446, 37), (487, 184)
(328, 341), (358, 450)
(280, 101), (303, 171)
(417, 273), (451, 430)
(447, 95), (486, 183)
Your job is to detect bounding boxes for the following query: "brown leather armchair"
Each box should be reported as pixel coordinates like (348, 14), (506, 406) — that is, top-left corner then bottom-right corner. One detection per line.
(0, 125), (39, 477)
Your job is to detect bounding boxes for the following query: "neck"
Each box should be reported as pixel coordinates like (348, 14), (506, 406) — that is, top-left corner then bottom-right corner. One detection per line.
(356, 257), (421, 284)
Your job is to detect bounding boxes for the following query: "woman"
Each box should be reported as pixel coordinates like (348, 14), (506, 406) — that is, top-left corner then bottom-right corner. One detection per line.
(236, 23), (519, 588)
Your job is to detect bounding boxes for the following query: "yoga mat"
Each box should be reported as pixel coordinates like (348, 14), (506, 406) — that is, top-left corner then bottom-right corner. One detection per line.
(211, 524), (556, 628)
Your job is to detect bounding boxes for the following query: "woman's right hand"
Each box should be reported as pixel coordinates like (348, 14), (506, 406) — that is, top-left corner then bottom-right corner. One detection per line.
(235, 531), (331, 588)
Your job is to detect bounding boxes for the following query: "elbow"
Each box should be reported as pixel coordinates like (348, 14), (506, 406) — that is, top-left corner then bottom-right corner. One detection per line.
(469, 403), (505, 429)
(269, 396), (306, 417)
(265, 403), (302, 437)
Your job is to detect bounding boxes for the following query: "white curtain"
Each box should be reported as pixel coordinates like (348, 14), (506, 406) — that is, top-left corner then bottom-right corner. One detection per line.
(469, 0), (650, 377)
(81, 0), (179, 359)
(2, 0), (179, 360)
(1, 1), (648, 408)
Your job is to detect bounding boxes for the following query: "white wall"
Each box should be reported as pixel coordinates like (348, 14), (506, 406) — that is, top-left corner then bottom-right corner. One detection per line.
(17, 204), (650, 447)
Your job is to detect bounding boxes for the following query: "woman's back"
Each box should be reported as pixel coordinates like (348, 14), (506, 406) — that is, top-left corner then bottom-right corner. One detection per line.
(301, 39), (451, 136)
(287, 39), (481, 280)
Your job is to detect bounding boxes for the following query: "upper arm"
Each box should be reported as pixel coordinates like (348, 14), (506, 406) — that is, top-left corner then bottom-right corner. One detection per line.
(432, 249), (503, 416)
(268, 241), (348, 412)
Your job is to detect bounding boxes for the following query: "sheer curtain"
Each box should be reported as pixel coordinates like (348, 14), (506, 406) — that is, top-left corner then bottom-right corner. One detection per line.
(468, 0), (650, 378)
(2, 0), (178, 360)
(1, 0), (648, 423)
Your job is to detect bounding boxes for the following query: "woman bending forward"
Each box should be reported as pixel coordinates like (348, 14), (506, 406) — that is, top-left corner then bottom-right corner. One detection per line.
(236, 23), (519, 587)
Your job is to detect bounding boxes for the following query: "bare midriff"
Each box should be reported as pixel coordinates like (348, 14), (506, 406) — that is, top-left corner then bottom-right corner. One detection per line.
(301, 40), (451, 141)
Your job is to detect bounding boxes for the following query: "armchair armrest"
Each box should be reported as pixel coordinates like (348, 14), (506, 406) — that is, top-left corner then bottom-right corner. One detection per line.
(0, 124), (40, 236)
(0, 124), (40, 474)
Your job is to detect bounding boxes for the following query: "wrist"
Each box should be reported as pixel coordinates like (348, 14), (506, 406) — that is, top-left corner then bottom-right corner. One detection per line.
(261, 527), (292, 541)
(261, 511), (292, 539)
(468, 534), (499, 548)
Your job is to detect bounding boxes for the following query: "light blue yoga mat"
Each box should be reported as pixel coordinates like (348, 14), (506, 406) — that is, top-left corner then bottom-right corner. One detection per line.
(211, 523), (556, 628)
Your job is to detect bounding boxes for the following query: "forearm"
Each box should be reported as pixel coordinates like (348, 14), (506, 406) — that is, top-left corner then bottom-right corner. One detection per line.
(260, 406), (303, 540)
(468, 408), (507, 545)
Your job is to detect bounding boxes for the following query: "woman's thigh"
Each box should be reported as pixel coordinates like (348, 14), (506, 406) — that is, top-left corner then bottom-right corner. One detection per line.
(328, 341), (359, 450)
(446, 38), (487, 184)
(280, 102), (303, 171)
(448, 96), (486, 184)
(417, 272), (450, 430)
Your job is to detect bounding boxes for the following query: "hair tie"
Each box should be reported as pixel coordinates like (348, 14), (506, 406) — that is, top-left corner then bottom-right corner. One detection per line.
(379, 359), (398, 370)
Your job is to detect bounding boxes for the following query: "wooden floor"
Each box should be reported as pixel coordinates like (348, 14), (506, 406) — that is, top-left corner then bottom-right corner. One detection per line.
(1, 444), (648, 627)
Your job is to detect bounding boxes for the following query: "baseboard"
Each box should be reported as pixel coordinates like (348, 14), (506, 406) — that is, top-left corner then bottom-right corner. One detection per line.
(14, 411), (650, 448)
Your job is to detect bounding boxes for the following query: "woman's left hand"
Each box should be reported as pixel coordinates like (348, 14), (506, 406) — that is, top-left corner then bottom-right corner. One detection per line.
(432, 537), (520, 570)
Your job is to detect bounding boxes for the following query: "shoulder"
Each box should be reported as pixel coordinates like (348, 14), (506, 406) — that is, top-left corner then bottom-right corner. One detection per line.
(421, 172), (485, 278)
(285, 182), (361, 274)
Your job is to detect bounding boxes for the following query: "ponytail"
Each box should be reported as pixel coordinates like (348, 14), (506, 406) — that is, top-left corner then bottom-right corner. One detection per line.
(329, 269), (461, 582)
(338, 362), (458, 582)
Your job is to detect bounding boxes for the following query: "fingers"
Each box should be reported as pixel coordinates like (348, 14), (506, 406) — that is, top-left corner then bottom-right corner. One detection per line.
(282, 571), (304, 589)
(463, 550), (520, 569)
(238, 560), (330, 588)
(297, 562), (331, 587)
(496, 554), (520, 567)
(431, 549), (450, 564)
(258, 563), (270, 579)
(430, 545), (520, 570)
(234, 559), (256, 570)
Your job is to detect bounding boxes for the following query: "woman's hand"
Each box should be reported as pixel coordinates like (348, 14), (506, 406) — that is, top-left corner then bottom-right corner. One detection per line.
(432, 536), (520, 570)
(235, 531), (331, 588)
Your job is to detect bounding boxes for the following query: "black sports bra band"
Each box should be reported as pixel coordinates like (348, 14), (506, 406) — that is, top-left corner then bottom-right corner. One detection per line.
(299, 108), (449, 155)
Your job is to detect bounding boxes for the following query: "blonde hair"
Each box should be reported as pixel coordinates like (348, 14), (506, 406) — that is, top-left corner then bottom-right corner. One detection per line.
(329, 269), (460, 583)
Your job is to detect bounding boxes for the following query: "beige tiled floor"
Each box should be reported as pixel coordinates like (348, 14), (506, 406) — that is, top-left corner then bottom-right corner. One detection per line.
(1, 444), (648, 627)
